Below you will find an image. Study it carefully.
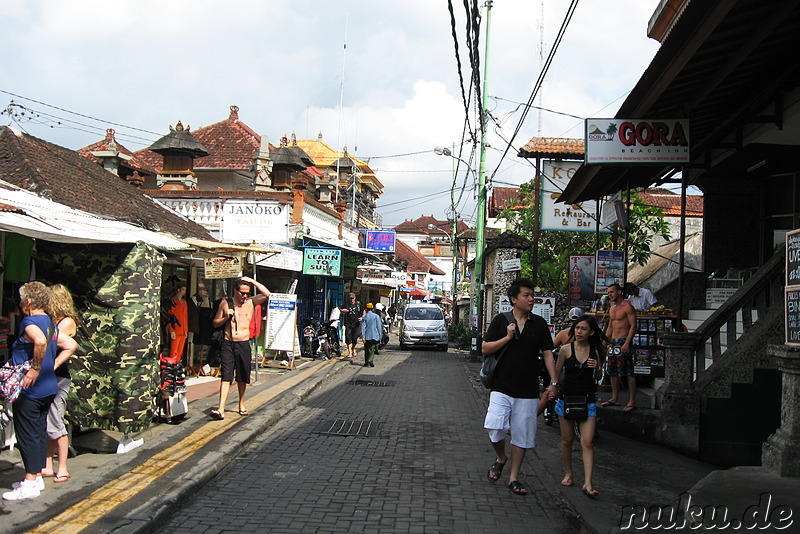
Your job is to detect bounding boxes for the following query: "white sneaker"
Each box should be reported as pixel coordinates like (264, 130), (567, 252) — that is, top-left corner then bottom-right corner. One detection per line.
(11, 476), (44, 491)
(3, 480), (41, 501)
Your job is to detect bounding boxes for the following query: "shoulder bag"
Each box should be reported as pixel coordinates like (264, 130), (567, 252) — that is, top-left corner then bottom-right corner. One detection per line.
(0, 323), (55, 402)
(478, 311), (517, 389)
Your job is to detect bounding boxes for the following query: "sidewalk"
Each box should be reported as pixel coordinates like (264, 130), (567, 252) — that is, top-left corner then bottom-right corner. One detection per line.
(0, 356), (347, 533)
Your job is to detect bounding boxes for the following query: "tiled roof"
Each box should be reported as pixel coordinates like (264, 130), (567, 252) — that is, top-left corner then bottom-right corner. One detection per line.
(489, 186), (526, 217)
(0, 126), (212, 240)
(394, 239), (446, 275)
(295, 136), (384, 191)
(78, 129), (159, 176)
(134, 105), (268, 172)
(638, 191), (704, 216)
(393, 216), (470, 236)
(518, 137), (585, 159)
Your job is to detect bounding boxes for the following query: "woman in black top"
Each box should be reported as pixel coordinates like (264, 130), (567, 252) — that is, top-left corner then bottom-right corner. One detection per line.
(554, 314), (608, 497)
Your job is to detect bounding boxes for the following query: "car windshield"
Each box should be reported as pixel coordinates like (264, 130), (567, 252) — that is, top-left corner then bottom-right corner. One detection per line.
(405, 308), (444, 321)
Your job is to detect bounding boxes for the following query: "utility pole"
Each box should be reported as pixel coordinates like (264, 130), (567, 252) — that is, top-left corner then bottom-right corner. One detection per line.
(473, 0), (492, 361)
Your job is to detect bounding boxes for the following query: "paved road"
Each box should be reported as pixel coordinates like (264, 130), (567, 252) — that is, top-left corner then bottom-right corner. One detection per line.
(159, 344), (579, 533)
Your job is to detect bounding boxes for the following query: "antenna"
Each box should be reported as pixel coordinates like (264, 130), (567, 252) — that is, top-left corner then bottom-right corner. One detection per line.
(334, 14), (348, 205)
(537, 0), (545, 136)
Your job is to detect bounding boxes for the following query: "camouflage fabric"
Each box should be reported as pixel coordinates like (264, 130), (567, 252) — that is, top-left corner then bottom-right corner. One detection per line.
(36, 241), (165, 434)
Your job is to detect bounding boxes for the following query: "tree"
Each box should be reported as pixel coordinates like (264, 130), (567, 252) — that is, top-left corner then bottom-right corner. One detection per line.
(500, 183), (671, 291)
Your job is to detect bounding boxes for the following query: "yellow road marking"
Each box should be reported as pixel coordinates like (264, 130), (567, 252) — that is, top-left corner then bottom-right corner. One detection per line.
(28, 360), (336, 533)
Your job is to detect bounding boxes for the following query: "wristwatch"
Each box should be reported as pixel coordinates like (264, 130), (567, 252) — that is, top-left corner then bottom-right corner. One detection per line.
(31, 365), (41, 371)
(549, 382), (560, 388)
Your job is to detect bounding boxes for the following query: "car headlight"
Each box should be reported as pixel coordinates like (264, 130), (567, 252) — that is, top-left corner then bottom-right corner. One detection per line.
(403, 324), (417, 332)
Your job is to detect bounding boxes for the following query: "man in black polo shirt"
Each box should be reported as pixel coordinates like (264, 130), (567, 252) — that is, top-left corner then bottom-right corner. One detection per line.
(482, 278), (559, 496)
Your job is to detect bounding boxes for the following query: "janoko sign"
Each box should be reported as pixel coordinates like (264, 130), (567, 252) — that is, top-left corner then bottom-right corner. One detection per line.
(585, 119), (690, 165)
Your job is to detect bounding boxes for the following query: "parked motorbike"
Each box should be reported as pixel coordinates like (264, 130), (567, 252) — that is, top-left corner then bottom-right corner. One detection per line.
(300, 317), (319, 358)
(379, 319), (390, 349)
(316, 319), (341, 359)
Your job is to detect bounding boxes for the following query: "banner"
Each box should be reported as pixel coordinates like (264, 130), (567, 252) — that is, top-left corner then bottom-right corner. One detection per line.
(221, 200), (289, 244)
(568, 255), (596, 309)
(541, 161), (608, 233)
(204, 256), (243, 279)
(302, 248), (341, 276)
(594, 250), (625, 293)
(585, 118), (690, 164)
(265, 293), (298, 352)
(364, 230), (396, 252)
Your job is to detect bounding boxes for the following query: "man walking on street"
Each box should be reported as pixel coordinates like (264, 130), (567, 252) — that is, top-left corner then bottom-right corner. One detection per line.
(340, 293), (363, 359)
(210, 276), (270, 420)
(602, 283), (638, 413)
(483, 278), (559, 496)
(361, 303), (382, 367)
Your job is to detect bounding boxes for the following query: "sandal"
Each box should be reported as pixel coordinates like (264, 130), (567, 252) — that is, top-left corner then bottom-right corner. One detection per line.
(623, 405), (636, 414)
(487, 460), (506, 481)
(238, 410), (249, 416)
(582, 486), (599, 497)
(54, 474), (70, 483)
(601, 400), (619, 407)
(209, 409), (225, 420)
(561, 476), (573, 487)
(508, 480), (528, 496)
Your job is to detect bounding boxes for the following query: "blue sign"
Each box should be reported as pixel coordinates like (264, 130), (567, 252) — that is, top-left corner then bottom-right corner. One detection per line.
(364, 230), (396, 252)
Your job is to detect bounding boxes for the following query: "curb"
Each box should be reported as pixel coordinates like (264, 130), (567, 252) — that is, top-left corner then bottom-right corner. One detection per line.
(102, 359), (351, 533)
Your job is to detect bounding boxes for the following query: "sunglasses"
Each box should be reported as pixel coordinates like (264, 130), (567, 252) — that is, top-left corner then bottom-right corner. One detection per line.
(237, 289), (251, 296)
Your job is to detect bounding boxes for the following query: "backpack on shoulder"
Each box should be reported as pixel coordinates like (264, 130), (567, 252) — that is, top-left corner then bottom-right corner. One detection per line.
(478, 311), (517, 389)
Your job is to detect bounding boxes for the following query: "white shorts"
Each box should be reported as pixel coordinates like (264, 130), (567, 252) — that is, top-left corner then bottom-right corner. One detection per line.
(484, 391), (538, 449)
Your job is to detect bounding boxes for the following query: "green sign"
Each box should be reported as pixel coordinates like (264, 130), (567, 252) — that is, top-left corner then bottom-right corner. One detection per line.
(303, 247), (341, 277)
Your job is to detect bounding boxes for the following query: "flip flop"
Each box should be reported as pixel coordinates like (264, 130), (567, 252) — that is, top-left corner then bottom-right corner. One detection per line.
(238, 410), (249, 416)
(623, 405), (636, 413)
(508, 480), (528, 496)
(601, 401), (619, 407)
(561, 477), (573, 487)
(54, 474), (70, 483)
(582, 487), (599, 497)
(209, 409), (225, 420)
(487, 460), (506, 481)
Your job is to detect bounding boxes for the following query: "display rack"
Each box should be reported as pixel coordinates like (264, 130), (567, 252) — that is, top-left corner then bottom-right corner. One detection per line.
(632, 313), (677, 377)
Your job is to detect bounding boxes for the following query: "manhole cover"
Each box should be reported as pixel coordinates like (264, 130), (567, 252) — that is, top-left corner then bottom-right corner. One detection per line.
(317, 419), (377, 437)
(349, 378), (395, 387)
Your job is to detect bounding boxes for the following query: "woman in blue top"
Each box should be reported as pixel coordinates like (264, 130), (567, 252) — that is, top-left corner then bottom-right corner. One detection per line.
(3, 282), (77, 502)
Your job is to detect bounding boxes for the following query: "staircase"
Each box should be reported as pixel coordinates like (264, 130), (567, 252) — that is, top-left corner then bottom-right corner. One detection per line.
(656, 246), (786, 466)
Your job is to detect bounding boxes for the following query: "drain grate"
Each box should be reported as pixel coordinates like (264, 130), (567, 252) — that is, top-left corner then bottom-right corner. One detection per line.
(349, 377), (395, 387)
(317, 419), (377, 437)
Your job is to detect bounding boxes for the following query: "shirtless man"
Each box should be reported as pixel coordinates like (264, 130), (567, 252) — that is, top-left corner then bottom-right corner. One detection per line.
(602, 283), (637, 413)
(210, 276), (270, 420)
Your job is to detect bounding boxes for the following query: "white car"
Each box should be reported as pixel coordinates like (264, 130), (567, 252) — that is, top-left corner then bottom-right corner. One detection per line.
(399, 303), (448, 351)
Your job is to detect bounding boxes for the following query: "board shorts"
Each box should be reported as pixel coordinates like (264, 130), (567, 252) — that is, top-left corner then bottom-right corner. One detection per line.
(484, 391), (538, 449)
(220, 339), (252, 384)
(605, 337), (634, 377)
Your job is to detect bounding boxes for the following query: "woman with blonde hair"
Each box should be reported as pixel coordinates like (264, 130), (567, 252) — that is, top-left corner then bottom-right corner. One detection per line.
(41, 284), (79, 484)
(3, 282), (76, 501)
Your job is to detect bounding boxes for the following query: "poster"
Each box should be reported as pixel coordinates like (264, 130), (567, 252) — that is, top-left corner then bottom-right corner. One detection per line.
(302, 248), (341, 276)
(533, 297), (556, 325)
(204, 256), (243, 279)
(594, 250), (625, 293)
(568, 255), (596, 310)
(265, 293), (298, 352)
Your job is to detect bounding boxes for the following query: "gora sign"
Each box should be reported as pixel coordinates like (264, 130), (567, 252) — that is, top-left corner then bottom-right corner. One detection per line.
(585, 118), (690, 164)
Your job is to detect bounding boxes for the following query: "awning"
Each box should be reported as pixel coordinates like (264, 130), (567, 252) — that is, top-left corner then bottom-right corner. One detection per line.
(0, 186), (189, 249)
(298, 235), (381, 259)
(180, 237), (281, 257)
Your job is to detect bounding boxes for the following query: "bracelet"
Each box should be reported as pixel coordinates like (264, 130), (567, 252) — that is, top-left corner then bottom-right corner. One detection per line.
(31, 366), (40, 371)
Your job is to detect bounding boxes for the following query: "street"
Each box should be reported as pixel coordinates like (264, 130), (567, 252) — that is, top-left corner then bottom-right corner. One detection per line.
(158, 343), (579, 533)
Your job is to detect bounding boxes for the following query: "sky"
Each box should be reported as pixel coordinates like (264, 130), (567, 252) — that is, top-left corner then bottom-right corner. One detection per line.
(0, 0), (662, 229)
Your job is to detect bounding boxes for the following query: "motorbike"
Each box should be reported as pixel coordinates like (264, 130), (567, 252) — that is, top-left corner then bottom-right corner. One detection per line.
(316, 319), (341, 359)
(300, 317), (319, 358)
(379, 318), (390, 349)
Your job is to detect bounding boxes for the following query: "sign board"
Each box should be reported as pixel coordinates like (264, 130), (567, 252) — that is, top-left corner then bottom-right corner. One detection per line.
(585, 118), (690, 165)
(256, 244), (303, 272)
(203, 256), (242, 279)
(498, 295), (513, 313)
(786, 229), (800, 287)
(502, 258), (522, 273)
(387, 271), (408, 287)
(541, 161), (609, 233)
(534, 297), (556, 325)
(221, 200), (289, 244)
(302, 248), (341, 277)
(568, 255), (596, 309)
(364, 230), (396, 252)
(265, 293), (298, 352)
(787, 289), (800, 346)
(594, 250), (625, 293)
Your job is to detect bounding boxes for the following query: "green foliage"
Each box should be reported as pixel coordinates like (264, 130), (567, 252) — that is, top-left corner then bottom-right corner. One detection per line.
(500, 185), (671, 291)
(447, 321), (472, 350)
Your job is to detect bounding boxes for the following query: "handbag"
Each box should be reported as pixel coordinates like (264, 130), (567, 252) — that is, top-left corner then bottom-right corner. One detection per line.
(563, 394), (590, 420)
(478, 311), (516, 389)
(0, 359), (32, 403)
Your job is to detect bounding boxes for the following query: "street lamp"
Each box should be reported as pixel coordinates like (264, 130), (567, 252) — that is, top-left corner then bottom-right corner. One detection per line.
(434, 145), (483, 360)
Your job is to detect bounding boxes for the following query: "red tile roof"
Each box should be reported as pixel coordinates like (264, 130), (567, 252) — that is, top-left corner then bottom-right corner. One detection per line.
(393, 216), (470, 236)
(638, 191), (703, 216)
(0, 126), (212, 240)
(518, 137), (585, 159)
(134, 105), (270, 172)
(489, 186), (527, 217)
(394, 239), (446, 275)
(78, 129), (158, 176)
